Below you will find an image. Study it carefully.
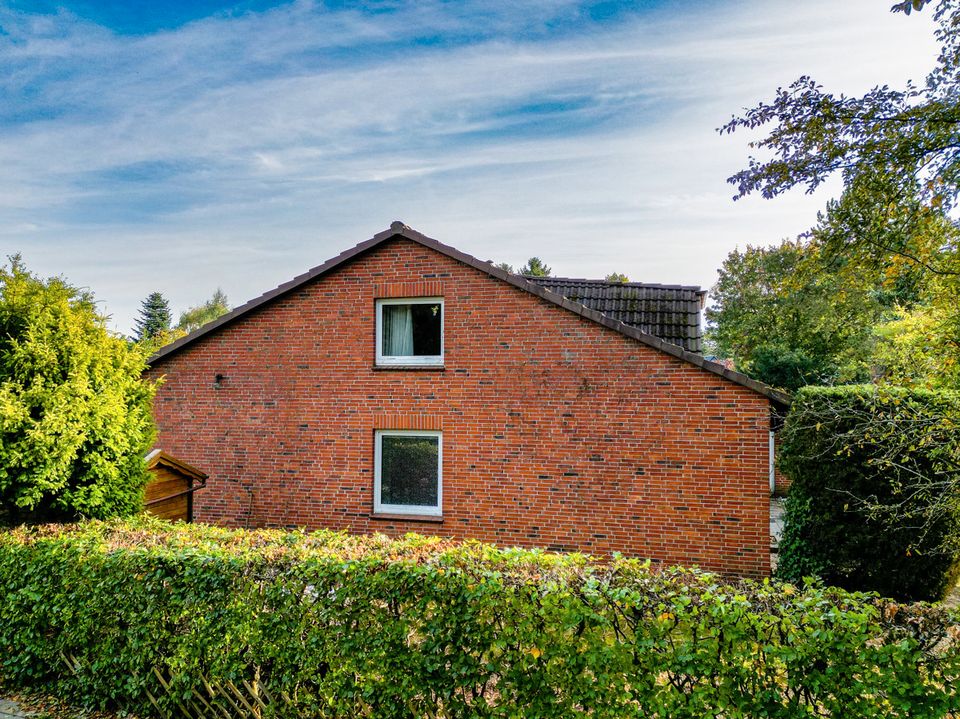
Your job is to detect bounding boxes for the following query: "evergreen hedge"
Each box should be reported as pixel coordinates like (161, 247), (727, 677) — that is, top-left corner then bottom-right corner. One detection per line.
(1, 518), (959, 718)
(776, 385), (960, 601)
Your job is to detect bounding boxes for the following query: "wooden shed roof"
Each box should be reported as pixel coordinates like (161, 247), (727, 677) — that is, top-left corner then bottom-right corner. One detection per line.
(145, 449), (208, 481)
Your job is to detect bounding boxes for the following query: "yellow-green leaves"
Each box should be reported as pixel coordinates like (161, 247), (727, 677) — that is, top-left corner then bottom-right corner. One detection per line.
(0, 257), (157, 522)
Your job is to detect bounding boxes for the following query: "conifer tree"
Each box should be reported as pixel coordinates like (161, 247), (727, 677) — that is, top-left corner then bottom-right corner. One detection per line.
(133, 291), (172, 342)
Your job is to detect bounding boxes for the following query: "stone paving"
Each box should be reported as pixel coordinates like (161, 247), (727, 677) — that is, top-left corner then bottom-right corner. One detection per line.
(0, 699), (27, 718)
(770, 497), (785, 549)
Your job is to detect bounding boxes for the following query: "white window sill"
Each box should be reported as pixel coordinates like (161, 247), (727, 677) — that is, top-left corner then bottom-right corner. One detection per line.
(372, 364), (445, 371)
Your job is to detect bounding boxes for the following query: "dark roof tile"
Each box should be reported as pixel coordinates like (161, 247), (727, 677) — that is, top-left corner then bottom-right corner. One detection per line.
(526, 277), (706, 352)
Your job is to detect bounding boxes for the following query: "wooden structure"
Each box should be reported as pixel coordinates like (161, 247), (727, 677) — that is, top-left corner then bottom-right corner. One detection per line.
(144, 450), (207, 522)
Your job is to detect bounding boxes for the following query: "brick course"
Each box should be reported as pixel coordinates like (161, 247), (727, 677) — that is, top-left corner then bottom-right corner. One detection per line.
(147, 237), (773, 577)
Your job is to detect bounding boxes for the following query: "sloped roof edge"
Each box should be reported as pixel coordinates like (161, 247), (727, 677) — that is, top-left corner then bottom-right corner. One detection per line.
(148, 222), (790, 407)
(144, 448), (209, 480)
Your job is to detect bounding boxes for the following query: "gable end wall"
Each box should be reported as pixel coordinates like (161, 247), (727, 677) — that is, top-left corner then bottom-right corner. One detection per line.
(147, 238), (772, 576)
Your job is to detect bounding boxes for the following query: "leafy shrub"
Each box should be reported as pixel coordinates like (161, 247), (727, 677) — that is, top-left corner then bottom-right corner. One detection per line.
(1, 518), (959, 718)
(0, 257), (157, 523)
(777, 385), (960, 601)
(748, 343), (835, 392)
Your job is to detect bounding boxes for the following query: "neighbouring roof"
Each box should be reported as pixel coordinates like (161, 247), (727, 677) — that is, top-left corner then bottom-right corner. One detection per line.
(148, 222), (789, 406)
(526, 277), (706, 353)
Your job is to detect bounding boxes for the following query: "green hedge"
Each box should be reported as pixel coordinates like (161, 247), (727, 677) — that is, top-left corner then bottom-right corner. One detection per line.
(2, 519), (959, 718)
(776, 385), (960, 601)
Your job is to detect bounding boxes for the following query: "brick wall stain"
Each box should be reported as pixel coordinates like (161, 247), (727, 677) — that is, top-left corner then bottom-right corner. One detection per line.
(147, 238), (772, 577)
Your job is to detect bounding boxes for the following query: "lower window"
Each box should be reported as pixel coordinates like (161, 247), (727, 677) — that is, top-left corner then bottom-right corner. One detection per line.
(374, 430), (442, 516)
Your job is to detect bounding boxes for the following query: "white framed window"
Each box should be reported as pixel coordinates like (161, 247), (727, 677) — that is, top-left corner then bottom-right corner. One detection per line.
(374, 430), (442, 516)
(375, 298), (444, 366)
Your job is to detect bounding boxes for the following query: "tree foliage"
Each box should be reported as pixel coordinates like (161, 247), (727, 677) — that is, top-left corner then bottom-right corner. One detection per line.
(519, 257), (552, 277)
(0, 257), (157, 523)
(721, 0), (960, 388)
(136, 289), (232, 354)
(891, 0), (936, 14)
(132, 291), (172, 342)
(499, 259), (629, 283)
(721, 0), (960, 219)
(748, 344), (832, 393)
(705, 240), (879, 390)
(176, 288), (230, 334)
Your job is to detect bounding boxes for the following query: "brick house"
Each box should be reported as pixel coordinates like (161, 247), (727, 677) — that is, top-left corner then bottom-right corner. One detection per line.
(147, 222), (789, 577)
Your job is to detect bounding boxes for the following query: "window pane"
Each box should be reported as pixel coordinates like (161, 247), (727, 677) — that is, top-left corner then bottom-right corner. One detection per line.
(380, 435), (439, 507)
(382, 304), (414, 356)
(411, 303), (442, 356)
(381, 302), (441, 357)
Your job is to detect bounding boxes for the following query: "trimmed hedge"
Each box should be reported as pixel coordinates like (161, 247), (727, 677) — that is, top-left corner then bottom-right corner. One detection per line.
(1, 519), (960, 718)
(776, 385), (960, 601)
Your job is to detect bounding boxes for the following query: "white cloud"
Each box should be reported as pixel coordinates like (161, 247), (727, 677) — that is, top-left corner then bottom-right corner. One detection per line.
(0, 0), (941, 332)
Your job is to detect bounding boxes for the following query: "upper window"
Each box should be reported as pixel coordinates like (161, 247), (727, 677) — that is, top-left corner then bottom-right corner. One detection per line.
(374, 430), (442, 516)
(375, 298), (444, 366)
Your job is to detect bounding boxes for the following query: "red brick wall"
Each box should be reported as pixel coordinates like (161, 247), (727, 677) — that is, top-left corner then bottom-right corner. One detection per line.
(147, 237), (772, 577)
(773, 431), (791, 495)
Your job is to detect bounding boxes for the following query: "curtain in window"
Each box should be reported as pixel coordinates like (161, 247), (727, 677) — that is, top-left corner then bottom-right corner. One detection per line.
(383, 304), (414, 356)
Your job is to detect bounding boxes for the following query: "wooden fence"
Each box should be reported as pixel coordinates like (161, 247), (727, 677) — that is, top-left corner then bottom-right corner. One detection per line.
(60, 652), (293, 719)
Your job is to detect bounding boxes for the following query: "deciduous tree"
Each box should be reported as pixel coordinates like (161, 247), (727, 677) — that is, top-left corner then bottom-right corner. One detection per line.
(721, 0), (960, 388)
(891, 0), (935, 14)
(177, 288), (230, 334)
(519, 257), (551, 277)
(705, 240), (879, 390)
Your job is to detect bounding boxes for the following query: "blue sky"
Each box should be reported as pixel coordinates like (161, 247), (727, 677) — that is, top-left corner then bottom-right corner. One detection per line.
(1, 0), (940, 333)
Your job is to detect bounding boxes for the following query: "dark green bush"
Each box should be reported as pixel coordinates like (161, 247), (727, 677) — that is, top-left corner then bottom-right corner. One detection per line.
(748, 343), (840, 392)
(777, 385), (960, 601)
(1, 518), (959, 718)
